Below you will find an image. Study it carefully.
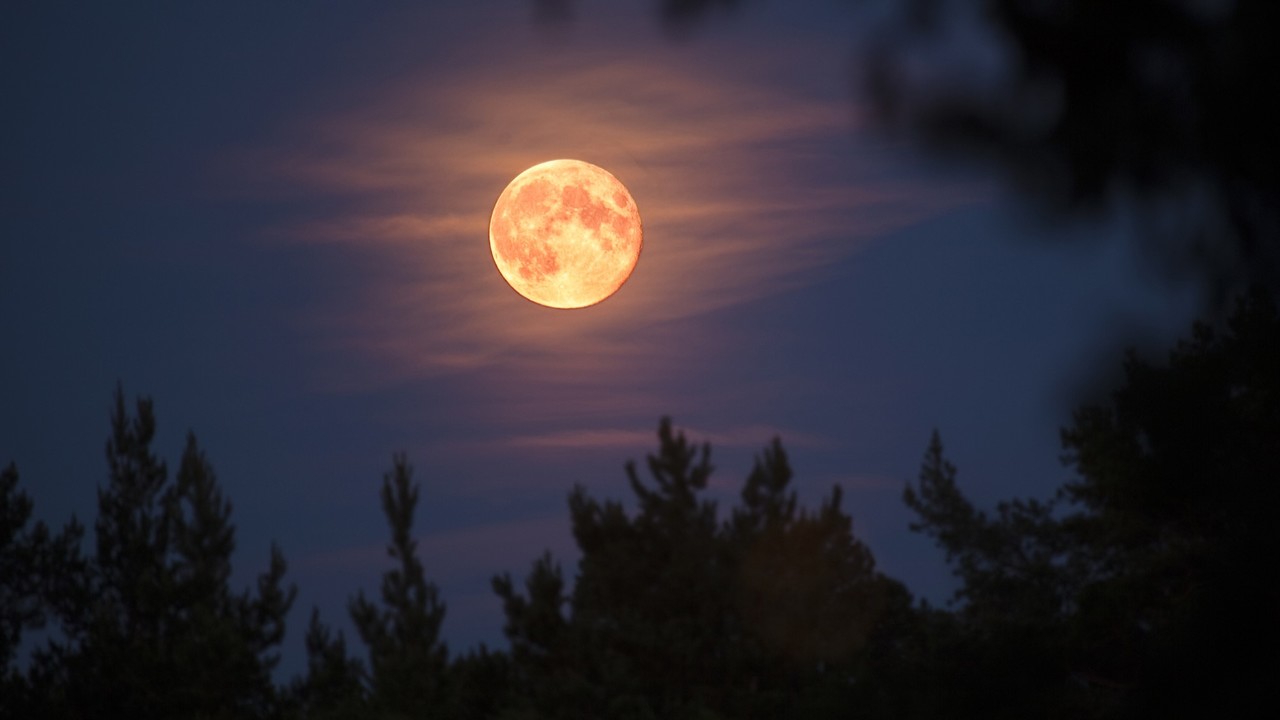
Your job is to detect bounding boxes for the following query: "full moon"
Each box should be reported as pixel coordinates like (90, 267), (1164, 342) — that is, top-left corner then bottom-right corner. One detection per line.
(489, 159), (643, 309)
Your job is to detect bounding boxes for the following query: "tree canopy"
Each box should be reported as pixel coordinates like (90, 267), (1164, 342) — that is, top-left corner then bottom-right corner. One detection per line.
(2, 388), (297, 719)
(3, 291), (1277, 716)
(905, 289), (1280, 717)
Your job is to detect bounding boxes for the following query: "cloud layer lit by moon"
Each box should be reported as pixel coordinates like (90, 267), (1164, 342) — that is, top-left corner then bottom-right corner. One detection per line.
(252, 11), (981, 452)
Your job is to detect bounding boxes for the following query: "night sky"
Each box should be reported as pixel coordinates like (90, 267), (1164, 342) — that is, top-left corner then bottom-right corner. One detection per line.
(2, 1), (1202, 678)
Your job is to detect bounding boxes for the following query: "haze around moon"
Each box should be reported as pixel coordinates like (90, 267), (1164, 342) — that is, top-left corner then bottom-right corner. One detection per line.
(489, 159), (643, 309)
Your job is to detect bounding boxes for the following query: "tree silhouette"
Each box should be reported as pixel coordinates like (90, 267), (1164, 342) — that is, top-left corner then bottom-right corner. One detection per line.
(492, 551), (579, 718)
(298, 455), (505, 720)
(293, 607), (367, 720)
(568, 418), (729, 717)
(905, 432), (1088, 718)
(1058, 287), (1280, 715)
(8, 292), (1277, 717)
(17, 387), (297, 719)
(0, 464), (40, 697)
(5, 307), (1274, 717)
(348, 454), (449, 718)
(441, 646), (513, 720)
(726, 439), (911, 718)
(0, 463), (85, 716)
(496, 418), (909, 719)
(904, 289), (1280, 717)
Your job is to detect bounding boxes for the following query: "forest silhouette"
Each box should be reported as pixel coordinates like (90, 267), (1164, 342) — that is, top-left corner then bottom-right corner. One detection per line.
(3, 290), (1277, 718)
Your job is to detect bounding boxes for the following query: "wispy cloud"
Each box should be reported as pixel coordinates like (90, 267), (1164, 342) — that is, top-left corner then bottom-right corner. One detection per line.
(505, 428), (657, 450)
(503, 422), (826, 451)
(249, 23), (973, 439)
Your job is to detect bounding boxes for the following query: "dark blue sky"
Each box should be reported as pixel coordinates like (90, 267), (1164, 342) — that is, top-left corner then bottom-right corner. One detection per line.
(2, 1), (1200, 679)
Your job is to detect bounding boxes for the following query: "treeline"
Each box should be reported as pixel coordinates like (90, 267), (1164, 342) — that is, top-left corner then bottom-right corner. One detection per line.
(3, 291), (1277, 718)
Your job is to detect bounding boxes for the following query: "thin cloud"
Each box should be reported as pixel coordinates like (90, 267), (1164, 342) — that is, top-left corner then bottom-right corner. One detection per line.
(506, 428), (656, 450)
(249, 24), (976, 433)
(503, 422), (826, 451)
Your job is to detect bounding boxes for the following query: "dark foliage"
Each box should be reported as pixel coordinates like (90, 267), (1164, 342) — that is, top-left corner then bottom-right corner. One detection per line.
(292, 608), (366, 719)
(5, 292), (1277, 716)
(0, 463), (84, 717)
(905, 289), (1280, 717)
(348, 454), (449, 717)
(1059, 287), (1280, 715)
(1, 387), (297, 719)
(869, 0), (1280, 301)
(494, 418), (911, 719)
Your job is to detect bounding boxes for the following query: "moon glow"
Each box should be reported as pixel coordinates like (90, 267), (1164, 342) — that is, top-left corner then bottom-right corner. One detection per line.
(489, 159), (643, 309)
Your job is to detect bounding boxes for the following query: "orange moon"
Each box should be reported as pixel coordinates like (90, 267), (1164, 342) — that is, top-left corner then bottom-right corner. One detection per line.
(489, 159), (643, 309)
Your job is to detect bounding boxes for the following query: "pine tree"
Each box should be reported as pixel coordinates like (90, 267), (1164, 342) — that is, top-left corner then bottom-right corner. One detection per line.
(48, 387), (297, 718)
(729, 437), (910, 718)
(60, 388), (178, 717)
(0, 462), (85, 716)
(349, 454), (448, 718)
(1, 464), (41, 688)
(492, 551), (578, 717)
(903, 431), (1078, 718)
(900, 289), (1280, 717)
(569, 417), (725, 717)
(294, 607), (367, 720)
(499, 418), (909, 719)
(1059, 288), (1280, 715)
